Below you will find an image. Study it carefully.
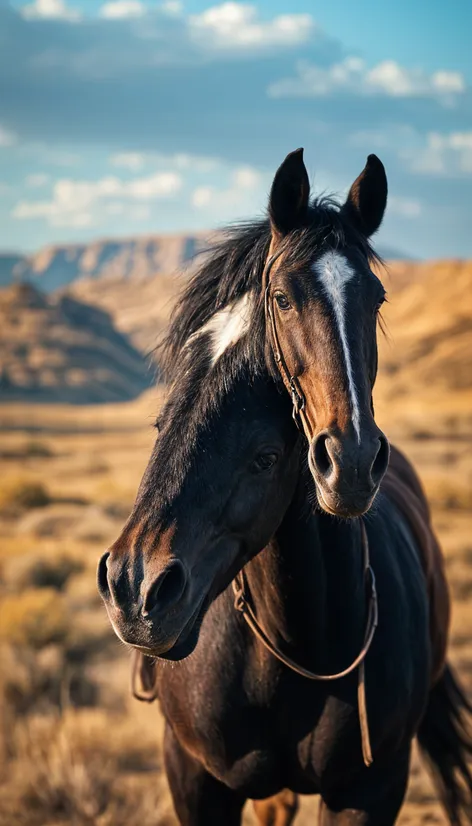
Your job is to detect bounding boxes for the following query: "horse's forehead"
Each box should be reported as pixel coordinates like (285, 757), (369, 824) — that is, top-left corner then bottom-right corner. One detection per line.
(312, 250), (357, 297)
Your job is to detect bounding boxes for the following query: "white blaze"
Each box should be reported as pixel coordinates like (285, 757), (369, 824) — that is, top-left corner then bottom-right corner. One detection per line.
(186, 292), (252, 366)
(313, 251), (361, 442)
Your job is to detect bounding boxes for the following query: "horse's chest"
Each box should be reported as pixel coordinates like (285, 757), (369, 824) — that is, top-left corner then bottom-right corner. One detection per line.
(159, 645), (422, 798)
(157, 583), (429, 797)
(159, 659), (369, 796)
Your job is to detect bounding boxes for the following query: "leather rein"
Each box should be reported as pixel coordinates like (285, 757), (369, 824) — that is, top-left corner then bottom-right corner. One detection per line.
(231, 249), (379, 767)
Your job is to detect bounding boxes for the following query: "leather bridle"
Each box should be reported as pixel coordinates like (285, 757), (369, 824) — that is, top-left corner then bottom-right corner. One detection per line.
(232, 246), (378, 767)
(263, 249), (310, 436)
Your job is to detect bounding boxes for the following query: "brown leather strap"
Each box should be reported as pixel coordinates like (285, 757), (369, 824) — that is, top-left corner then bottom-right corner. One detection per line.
(264, 281), (308, 433)
(233, 519), (377, 766)
(130, 648), (158, 702)
(263, 250), (315, 440)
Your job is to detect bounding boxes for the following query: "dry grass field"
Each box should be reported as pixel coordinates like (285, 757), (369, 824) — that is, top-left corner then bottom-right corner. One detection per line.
(0, 261), (471, 824)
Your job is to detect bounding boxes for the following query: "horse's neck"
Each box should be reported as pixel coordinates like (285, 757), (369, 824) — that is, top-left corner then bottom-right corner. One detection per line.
(244, 488), (366, 670)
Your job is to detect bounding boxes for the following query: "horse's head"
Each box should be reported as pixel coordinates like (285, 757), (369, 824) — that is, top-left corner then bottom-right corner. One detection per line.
(98, 340), (299, 660)
(265, 149), (389, 518)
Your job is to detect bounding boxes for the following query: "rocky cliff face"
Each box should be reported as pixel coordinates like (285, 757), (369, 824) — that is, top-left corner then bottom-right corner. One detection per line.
(0, 254), (24, 287)
(0, 283), (154, 403)
(0, 233), (212, 292)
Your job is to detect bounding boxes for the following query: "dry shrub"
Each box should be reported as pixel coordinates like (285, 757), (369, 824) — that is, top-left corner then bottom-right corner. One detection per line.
(14, 502), (119, 543)
(1, 644), (64, 721)
(425, 478), (472, 512)
(64, 608), (116, 667)
(0, 708), (171, 826)
(0, 478), (51, 512)
(0, 642), (98, 722)
(23, 441), (54, 458)
(4, 553), (84, 592)
(0, 589), (68, 650)
(0, 591), (113, 719)
(0, 441), (53, 460)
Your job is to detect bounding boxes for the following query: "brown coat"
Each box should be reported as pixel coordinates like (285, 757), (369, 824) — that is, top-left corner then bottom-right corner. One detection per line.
(382, 445), (450, 684)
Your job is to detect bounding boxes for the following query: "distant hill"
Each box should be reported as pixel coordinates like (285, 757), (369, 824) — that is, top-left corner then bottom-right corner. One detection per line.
(0, 233), (410, 293)
(66, 270), (179, 356)
(0, 253), (24, 287)
(0, 283), (154, 403)
(375, 259), (472, 437)
(0, 233), (212, 292)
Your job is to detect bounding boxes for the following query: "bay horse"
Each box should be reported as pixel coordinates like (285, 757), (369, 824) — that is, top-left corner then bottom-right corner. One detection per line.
(98, 153), (472, 825)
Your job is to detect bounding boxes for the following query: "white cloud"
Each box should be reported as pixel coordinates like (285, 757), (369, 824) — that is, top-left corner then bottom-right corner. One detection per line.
(12, 171), (182, 227)
(21, 0), (81, 22)
(192, 187), (213, 208)
(406, 131), (472, 177)
(99, 0), (146, 19)
(0, 126), (18, 147)
(161, 0), (182, 15)
(348, 125), (417, 151)
(431, 71), (466, 95)
(349, 126), (472, 179)
(189, 3), (314, 51)
(268, 57), (466, 102)
(39, 149), (81, 167)
(129, 205), (152, 221)
(109, 150), (220, 173)
(105, 201), (126, 215)
(232, 165), (260, 189)
(126, 171), (181, 198)
(171, 153), (219, 173)
(388, 196), (422, 218)
(109, 152), (147, 171)
(104, 201), (151, 220)
(367, 62), (465, 97)
(192, 164), (262, 210)
(26, 173), (50, 188)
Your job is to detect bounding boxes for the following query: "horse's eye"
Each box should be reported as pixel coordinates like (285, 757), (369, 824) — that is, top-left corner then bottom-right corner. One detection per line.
(251, 452), (278, 473)
(274, 292), (291, 311)
(375, 293), (387, 313)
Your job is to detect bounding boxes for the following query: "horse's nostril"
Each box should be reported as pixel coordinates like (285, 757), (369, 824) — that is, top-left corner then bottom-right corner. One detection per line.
(312, 432), (332, 478)
(371, 434), (390, 485)
(142, 560), (188, 617)
(97, 551), (110, 599)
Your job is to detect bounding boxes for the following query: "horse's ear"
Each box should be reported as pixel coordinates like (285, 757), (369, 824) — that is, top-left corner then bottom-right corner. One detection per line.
(341, 154), (387, 237)
(269, 148), (310, 238)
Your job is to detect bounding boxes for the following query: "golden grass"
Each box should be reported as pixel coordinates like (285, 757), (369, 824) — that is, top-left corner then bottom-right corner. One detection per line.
(0, 589), (68, 650)
(0, 707), (172, 826)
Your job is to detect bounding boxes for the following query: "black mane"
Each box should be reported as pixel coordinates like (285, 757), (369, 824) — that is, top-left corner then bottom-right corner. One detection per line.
(160, 197), (382, 380)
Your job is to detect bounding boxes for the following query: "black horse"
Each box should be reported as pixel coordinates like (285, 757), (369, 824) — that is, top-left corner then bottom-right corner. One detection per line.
(98, 154), (472, 825)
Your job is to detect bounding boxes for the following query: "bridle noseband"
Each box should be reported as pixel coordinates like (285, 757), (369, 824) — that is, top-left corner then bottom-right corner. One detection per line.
(232, 246), (378, 768)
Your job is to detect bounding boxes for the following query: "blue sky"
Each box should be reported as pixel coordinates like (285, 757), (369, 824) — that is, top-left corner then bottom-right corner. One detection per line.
(0, 0), (471, 257)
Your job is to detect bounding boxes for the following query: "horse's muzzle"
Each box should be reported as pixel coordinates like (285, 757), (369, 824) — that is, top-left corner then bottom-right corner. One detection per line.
(97, 551), (202, 659)
(308, 428), (390, 518)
